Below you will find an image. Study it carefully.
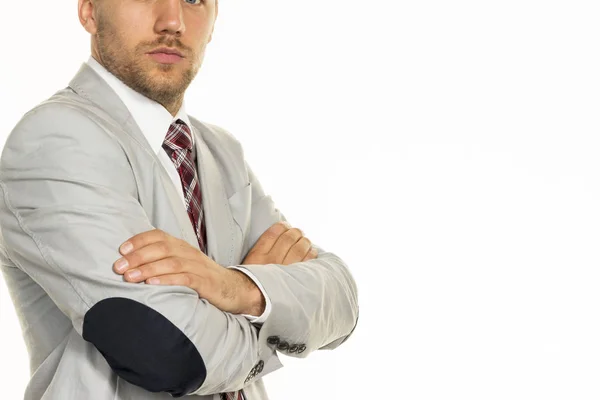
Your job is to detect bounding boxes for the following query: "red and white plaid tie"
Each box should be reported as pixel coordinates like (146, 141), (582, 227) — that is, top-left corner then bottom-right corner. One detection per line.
(162, 119), (245, 400)
(162, 119), (208, 253)
(220, 392), (245, 400)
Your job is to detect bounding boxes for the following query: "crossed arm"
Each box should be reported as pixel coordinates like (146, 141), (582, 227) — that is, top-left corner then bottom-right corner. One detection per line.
(0, 106), (359, 396)
(109, 220), (320, 319)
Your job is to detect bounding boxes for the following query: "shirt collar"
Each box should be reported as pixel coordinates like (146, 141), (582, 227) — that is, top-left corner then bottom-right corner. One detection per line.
(86, 55), (193, 155)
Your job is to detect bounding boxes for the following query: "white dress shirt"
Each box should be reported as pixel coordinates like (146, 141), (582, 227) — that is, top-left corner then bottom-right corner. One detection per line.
(86, 55), (271, 324)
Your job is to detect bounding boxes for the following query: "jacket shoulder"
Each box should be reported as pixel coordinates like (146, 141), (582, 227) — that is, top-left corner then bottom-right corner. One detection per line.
(189, 117), (243, 150)
(1, 93), (130, 186)
(5, 89), (117, 149)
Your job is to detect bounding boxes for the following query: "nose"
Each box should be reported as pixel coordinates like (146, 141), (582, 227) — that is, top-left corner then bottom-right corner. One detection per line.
(154, 0), (186, 36)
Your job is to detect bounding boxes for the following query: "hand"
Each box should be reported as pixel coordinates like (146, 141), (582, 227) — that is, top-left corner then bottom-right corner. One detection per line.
(242, 221), (318, 266)
(113, 229), (263, 315)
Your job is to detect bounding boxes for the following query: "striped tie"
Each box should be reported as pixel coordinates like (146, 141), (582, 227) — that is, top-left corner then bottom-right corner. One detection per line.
(162, 119), (245, 400)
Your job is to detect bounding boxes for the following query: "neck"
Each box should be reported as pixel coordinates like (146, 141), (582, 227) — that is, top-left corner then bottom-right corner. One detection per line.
(164, 97), (184, 117)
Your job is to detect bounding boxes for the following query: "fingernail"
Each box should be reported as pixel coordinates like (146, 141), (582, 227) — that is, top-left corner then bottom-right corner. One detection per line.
(127, 269), (141, 279)
(148, 278), (160, 284)
(115, 258), (129, 272)
(121, 242), (134, 255)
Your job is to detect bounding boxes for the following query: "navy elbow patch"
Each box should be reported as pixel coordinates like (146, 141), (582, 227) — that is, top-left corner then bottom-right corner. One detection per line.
(82, 297), (206, 397)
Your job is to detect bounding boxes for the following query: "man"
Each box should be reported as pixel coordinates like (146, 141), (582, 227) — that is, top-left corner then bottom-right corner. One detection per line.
(0, 0), (359, 399)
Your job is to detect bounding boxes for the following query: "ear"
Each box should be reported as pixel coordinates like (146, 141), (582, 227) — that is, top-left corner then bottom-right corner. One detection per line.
(79, 0), (99, 35)
(207, 0), (218, 44)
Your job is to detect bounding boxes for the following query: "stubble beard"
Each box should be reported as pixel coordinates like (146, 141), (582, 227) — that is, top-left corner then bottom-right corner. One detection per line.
(95, 17), (200, 109)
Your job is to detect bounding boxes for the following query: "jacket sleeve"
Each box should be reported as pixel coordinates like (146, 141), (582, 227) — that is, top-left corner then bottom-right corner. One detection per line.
(231, 157), (360, 360)
(0, 105), (280, 397)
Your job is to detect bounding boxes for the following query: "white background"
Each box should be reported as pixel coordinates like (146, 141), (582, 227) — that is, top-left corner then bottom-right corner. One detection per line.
(2, 1), (600, 399)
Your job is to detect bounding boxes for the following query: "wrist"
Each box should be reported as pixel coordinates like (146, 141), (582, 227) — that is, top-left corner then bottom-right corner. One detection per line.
(230, 269), (266, 316)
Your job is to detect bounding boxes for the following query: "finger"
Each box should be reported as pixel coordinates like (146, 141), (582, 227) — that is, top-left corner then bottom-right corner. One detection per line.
(114, 240), (171, 274)
(119, 228), (169, 256)
(302, 247), (319, 262)
(122, 257), (185, 283)
(145, 273), (201, 294)
(248, 221), (292, 255)
(270, 228), (303, 264)
(282, 237), (312, 265)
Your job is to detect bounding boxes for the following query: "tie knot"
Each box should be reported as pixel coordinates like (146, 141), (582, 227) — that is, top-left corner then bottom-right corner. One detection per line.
(163, 119), (193, 152)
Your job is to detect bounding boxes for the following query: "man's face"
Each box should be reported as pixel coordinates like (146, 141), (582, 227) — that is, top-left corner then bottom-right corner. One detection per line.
(84, 0), (217, 109)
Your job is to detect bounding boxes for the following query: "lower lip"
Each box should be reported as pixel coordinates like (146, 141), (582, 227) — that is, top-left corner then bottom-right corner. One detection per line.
(148, 52), (184, 64)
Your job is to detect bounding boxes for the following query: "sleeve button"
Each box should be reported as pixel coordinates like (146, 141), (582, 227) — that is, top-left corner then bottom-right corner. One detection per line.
(277, 341), (290, 351)
(267, 336), (280, 345)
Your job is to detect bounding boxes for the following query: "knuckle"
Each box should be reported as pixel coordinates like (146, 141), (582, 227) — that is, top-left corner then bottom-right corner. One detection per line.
(294, 242), (307, 254)
(158, 241), (170, 254)
(270, 221), (291, 235)
(126, 253), (138, 267)
(182, 273), (192, 287)
(283, 229), (302, 248)
(170, 258), (182, 272)
(300, 237), (312, 247)
(138, 252), (150, 266)
(289, 228), (302, 238)
(281, 229), (301, 245)
(140, 264), (153, 277)
(264, 223), (286, 239)
(274, 221), (288, 231)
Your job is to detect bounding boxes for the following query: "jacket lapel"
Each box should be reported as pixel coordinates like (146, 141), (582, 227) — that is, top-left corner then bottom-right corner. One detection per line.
(69, 62), (239, 266)
(191, 125), (237, 266)
(67, 62), (208, 258)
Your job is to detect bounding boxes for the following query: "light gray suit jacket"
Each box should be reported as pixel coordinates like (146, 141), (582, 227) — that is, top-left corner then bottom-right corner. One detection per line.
(0, 62), (359, 400)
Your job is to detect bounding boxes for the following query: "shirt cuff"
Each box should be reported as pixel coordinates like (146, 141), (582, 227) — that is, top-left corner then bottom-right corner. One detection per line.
(227, 266), (272, 324)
